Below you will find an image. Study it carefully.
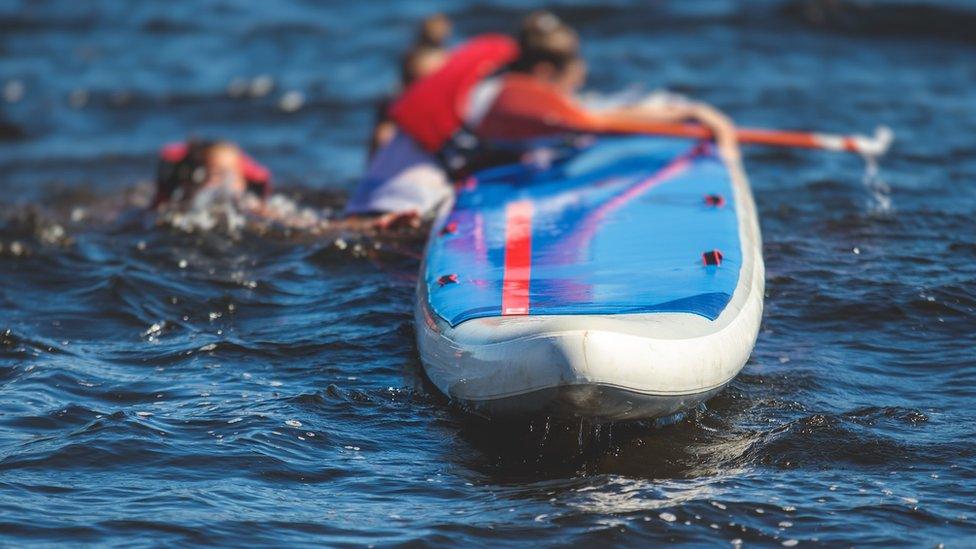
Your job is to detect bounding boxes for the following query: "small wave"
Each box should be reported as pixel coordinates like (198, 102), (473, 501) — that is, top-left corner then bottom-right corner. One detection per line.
(0, 329), (73, 358)
(3, 403), (103, 431)
(0, 205), (75, 256)
(862, 153), (894, 216)
(783, 0), (976, 43)
(842, 406), (929, 427)
(0, 117), (26, 140)
(748, 409), (968, 471)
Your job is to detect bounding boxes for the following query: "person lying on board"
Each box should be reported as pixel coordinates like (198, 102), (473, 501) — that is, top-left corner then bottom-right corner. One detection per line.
(349, 11), (741, 226)
(368, 13), (453, 159)
(395, 11), (740, 168)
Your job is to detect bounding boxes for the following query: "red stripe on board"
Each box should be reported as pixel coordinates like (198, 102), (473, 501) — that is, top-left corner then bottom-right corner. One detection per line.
(501, 200), (533, 316)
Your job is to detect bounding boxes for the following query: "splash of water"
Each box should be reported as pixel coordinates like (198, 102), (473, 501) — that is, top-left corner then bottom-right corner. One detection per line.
(863, 154), (893, 215)
(156, 192), (328, 237)
(858, 129), (895, 216)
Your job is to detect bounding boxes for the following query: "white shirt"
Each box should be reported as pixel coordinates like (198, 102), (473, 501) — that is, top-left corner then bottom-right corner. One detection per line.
(344, 131), (452, 217)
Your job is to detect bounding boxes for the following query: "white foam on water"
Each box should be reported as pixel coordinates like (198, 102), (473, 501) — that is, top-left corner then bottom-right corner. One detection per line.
(157, 192), (329, 236)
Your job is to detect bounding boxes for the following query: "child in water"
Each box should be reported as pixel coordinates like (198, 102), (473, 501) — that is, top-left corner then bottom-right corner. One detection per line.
(153, 140), (271, 211)
(152, 139), (417, 233)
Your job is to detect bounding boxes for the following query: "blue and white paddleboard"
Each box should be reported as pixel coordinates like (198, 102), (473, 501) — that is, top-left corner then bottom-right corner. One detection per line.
(415, 135), (764, 421)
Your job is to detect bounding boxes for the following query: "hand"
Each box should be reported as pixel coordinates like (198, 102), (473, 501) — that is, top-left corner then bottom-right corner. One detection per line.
(691, 104), (740, 163)
(373, 210), (421, 232)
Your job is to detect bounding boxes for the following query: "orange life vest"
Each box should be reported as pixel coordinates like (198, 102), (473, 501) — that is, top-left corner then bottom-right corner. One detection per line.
(473, 73), (598, 141)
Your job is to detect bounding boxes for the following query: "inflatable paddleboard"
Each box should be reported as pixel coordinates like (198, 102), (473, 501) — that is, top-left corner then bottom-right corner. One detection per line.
(415, 135), (764, 421)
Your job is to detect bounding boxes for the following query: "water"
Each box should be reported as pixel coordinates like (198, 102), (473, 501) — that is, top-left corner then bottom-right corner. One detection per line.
(2, 0), (976, 545)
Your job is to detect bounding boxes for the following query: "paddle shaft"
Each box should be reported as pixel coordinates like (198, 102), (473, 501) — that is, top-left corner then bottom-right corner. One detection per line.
(598, 120), (892, 157)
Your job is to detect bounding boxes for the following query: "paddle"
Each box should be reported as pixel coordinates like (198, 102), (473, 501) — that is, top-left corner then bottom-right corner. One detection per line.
(736, 126), (893, 157)
(483, 75), (894, 157)
(600, 119), (894, 157)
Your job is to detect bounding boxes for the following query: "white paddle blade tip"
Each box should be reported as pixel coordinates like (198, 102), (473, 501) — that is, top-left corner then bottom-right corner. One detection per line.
(875, 125), (894, 152)
(855, 125), (894, 158)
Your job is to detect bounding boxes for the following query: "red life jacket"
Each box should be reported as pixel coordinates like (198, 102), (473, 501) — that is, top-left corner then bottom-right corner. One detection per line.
(389, 34), (519, 153)
(154, 142), (272, 206)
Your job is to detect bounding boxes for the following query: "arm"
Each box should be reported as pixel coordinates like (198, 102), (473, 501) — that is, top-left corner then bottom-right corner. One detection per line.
(595, 102), (740, 162)
(476, 76), (739, 160)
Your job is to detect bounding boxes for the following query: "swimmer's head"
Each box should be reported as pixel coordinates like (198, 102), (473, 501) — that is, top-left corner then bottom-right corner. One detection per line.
(417, 13), (452, 48)
(511, 11), (586, 94)
(167, 140), (247, 205)
(202, 142), (247, 196)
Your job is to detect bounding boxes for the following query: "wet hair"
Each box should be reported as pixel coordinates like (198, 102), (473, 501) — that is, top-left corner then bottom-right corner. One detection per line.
(156, 139), (233, 204)
(510, 11), (580, 74)
(184, 139), (215, 166)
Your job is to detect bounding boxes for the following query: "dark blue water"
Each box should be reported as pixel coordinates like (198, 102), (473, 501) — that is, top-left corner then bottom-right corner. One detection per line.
(2, 0), (975, 545)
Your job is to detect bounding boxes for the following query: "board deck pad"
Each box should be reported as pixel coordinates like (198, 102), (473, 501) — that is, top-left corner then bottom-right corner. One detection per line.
(425, 136), (742, 327)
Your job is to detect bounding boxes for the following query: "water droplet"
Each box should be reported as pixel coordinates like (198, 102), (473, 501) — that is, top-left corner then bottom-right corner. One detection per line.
(3, 80), (25, 103)
(279, 90), (305, 113)
(250, 75), (274, 98)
